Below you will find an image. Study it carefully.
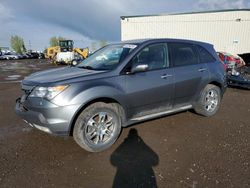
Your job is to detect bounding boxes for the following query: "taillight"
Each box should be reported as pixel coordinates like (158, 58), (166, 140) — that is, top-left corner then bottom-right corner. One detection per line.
(235, 59), (241, 64)
(226, 56), (235, 61)
(219, 59), (227, 70)
(218, 54), (225, 61)
(227, 56), (236, 65)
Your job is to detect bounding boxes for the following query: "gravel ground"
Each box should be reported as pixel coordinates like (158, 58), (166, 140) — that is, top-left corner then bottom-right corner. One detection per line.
(0, 59), (249, 188)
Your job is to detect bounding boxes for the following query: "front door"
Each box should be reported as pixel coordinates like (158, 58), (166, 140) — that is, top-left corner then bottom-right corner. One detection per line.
(124, 43), (174, 118)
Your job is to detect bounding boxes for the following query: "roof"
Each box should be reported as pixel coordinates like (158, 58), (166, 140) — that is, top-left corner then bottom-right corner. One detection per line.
(115, 38), (213, 47)
(121, 9), (250, 19)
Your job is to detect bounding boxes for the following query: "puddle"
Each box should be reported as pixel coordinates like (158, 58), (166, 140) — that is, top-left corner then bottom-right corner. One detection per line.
(5, 77), (18, 80)
(4, 75), (22, 80)
(0, 60), (56, 83)
(3, 74), (22, 81)
(0, 62), (36, 74)
(0, 62), (39, 82)
(8, 75), (21, 78)
(0, 80), (22, 84)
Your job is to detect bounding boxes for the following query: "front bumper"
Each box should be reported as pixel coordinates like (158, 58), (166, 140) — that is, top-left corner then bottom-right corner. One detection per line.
(15, 97), (81, 136)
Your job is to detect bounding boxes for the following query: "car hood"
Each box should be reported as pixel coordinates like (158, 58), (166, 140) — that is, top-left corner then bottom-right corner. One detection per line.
(22, 66), (106, 85)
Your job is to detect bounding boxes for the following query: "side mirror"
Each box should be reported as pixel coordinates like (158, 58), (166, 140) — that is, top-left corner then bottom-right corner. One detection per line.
(131, 64), (148, 74)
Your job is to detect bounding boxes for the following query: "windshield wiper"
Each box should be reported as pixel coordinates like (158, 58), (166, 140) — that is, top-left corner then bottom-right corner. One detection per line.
(78, 65), (95, 70)
(78, 65), (108, 71)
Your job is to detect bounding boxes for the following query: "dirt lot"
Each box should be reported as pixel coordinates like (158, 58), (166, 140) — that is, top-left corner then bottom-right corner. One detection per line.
(0, 59), (249, 188)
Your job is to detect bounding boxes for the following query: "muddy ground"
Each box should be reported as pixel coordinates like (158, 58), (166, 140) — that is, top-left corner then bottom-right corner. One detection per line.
(0, 59), (249, 188)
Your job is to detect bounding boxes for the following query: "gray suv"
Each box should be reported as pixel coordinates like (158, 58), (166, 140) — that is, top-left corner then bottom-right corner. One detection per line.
(15, 39), (227, 152)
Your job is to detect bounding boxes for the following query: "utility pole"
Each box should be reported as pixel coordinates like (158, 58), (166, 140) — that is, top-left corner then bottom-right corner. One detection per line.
(29, 40), (31, 52)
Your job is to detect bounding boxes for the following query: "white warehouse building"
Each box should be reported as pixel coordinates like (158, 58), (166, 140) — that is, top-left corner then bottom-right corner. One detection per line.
(121, 9), (250, 56)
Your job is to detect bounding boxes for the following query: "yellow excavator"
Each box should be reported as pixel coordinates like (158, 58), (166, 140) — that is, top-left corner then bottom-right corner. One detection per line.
(46, 46), (60, 59)
(46, 40), (89, 64)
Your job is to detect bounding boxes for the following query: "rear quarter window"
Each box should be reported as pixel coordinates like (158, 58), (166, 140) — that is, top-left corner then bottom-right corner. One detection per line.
(197, 46), (216, 63)
(169, 43), (199, 67)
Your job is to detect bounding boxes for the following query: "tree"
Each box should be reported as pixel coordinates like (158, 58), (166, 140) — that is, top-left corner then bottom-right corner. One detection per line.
(43, 47), (48, 54)
(91, 40), (108, 53)
(22, 43), (27, 52)
(49, 36), (65, 47)
(10, 35), (26, 54)
(91, 41), (97, 52)
(98, 40), (108, 48)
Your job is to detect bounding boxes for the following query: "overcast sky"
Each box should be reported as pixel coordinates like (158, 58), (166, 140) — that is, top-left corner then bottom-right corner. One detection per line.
(0, 0), (249, 51)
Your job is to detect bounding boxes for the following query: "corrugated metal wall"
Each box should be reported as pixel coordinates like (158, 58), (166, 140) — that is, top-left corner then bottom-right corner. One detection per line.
(121, 11), (250, 54)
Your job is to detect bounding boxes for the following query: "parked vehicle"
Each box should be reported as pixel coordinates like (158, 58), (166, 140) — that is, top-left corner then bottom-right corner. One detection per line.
(22, 54), (30, 59)
(24, 53), (33, 59)
(0, 51), (4, 60)
(217, 52), (245, 69)
(30, 52), (40, 59)
(15, 39), (227, 152)
(227, 63), (250, 89)
(2, 52), (19, 60)
(38, 53), (45, 59)
(217, 52), (250, 89)
(17, 54), (28, 59)
(46, 40), (89, 64)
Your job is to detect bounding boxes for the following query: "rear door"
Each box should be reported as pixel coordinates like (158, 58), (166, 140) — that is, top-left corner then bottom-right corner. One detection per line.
(124, 43), (174, 117)
(168, 42), (208, 106)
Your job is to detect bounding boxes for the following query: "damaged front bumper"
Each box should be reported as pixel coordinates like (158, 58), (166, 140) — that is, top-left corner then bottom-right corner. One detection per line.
(15, 97), (81, 136)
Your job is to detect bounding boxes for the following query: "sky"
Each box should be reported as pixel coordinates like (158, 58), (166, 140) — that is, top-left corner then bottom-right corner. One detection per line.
(0, 0), (249, 51)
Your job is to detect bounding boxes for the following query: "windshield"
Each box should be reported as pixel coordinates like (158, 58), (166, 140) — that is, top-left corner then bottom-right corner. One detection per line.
(77, 44), (137, 71)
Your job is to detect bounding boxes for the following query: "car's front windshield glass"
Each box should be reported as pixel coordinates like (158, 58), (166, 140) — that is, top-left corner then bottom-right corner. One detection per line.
(77, 44), (137, 71)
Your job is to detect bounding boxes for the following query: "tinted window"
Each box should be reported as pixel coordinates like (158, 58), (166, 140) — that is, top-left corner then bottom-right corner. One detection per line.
(131, 43), (168, 71)
(197, 46), (216, 63)
(169, 43), (199, 67)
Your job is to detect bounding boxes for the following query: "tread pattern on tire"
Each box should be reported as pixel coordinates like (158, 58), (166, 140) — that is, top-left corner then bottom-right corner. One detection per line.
(194, 84), (221, 117)
(73, 102), (122, 152)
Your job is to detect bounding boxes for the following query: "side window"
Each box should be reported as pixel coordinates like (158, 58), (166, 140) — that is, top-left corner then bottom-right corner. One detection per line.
(197, 46), (216, 63)
(169, 43), (199, 67)
(131, 43), (168, 71)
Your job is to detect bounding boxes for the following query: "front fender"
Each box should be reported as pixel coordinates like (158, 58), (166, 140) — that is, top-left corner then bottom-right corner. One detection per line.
(67, 85), (128, 134)
(70, 85), (127, 108)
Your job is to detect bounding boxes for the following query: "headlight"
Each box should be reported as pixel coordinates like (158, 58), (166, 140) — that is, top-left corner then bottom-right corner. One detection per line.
(29, 85), (68, 100)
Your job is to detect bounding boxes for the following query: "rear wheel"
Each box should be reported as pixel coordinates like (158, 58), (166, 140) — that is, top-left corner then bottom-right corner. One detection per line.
(194, 84), (221, 117)
(73, 102), (122, 152)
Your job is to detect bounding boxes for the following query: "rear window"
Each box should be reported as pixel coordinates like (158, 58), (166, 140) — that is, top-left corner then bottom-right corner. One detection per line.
(169, 43), (199, 67)
(197, 46), (216, 63)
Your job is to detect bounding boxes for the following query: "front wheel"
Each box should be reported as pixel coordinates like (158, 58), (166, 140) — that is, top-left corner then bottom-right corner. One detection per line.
(73, 102), (122, 152)
(194, 84), (221, 117)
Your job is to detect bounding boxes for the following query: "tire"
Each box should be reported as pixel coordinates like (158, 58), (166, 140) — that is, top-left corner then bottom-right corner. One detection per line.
(194, 84), (221, 117)
(73, 102), (122, 152)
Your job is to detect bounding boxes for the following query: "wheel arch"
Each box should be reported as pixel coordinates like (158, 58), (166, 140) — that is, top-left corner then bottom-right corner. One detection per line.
(208, 81), (222, 90)
(69, 97), (127, 136)
(194, 80), (224, 105)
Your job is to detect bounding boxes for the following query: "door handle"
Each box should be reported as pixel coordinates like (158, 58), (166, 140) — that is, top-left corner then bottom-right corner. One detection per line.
(198, 68), (207, 72)
(161, 74), (172, 79)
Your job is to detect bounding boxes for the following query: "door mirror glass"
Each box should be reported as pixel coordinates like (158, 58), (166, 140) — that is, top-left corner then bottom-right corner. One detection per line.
(131, 64), (149, 73)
